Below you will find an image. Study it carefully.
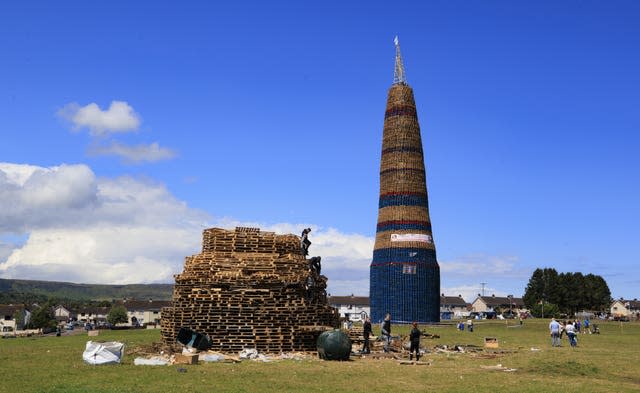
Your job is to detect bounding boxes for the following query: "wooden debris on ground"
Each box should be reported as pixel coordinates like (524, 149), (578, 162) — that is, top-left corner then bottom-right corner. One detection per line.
(398, 360), (431, 366)
(480, 363), (517, 372)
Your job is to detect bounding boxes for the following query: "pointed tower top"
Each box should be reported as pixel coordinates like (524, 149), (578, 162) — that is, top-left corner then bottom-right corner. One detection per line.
(393, 36), (407, 85)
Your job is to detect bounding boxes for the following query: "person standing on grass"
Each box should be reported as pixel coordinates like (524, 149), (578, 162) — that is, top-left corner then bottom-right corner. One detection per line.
(409, 322), (421, 361)
(381, 313), (392, 353)
(549, 318), (561, 347)
(362, 317), (372, 354)
(565, 320), (577, 347)
(584, 318), (590, 333)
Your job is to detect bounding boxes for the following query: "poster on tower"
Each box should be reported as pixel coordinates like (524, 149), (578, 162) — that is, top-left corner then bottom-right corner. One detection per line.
(390, 233), (432, 243)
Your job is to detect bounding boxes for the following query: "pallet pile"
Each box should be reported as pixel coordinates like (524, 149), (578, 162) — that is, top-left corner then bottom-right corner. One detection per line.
(161, 227), (339, 353)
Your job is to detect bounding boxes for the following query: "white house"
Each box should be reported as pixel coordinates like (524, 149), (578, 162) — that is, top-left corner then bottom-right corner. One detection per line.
(328, 295), (370, 322)
(0, 305), (30, 333)
(471, 295), (526, 317)
(440, 294), (469, 319)
(610, 299), (640, 319)
(117, 299), (172, 326)
(54, 305), (73, 323)
(76, 307), (109, 324)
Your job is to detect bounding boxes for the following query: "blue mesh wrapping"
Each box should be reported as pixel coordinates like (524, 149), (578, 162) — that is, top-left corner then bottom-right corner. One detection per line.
(378, 194), (428, 209)
(376, 221), (432, 233)
(370, 256), (440, 324)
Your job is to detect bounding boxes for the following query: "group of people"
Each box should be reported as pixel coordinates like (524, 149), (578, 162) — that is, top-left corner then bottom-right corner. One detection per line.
(549, 318), (590, 347)
(360, 313), (423, 361)
(456, 319), (474, 332)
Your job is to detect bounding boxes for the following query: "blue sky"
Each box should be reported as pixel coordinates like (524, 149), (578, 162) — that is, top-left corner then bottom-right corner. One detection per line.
(1, 1), (638, 301)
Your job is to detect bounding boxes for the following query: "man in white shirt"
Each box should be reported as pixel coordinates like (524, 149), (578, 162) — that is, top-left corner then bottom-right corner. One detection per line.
(549, 318), (561, 347)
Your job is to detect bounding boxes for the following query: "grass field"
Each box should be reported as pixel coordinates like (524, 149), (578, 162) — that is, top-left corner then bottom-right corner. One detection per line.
(1, 319), (639, 393)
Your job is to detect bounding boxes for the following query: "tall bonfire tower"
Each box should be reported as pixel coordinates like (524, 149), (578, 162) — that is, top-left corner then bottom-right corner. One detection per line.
(369, 37), (440, 323)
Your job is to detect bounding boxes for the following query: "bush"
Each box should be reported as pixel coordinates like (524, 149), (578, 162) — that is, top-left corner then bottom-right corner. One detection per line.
(107, 305), (128, 325)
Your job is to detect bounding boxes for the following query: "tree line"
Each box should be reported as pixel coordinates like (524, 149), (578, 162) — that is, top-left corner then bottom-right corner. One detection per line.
(523, 268), (611, 317)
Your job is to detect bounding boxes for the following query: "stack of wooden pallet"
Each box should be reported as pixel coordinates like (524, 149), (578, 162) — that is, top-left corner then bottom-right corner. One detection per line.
(161, 227), (339, 353)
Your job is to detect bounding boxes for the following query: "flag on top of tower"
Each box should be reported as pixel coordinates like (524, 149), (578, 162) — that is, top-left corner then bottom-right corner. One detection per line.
(394, 35), (399, 46)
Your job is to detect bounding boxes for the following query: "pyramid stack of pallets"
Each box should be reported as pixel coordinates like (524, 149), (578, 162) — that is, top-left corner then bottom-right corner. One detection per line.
(161, 227), (339, 353)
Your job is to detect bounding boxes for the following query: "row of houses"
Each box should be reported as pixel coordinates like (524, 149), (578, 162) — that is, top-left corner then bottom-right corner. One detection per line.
(328, 294), (527, 322)
(53, 299), (171, 326)
(329, 294), (640, 322)
(0, 299), (171, 332)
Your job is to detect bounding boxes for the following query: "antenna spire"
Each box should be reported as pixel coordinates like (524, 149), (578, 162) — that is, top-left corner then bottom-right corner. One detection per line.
(393, 36), (407, 85)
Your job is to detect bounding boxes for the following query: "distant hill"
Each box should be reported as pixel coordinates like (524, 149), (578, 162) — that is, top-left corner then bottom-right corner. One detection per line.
(0, 278), (173, 302)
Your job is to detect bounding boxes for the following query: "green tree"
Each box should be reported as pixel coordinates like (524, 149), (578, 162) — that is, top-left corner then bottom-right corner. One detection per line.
(524, 269), (612, 315)
(97, 300), (112, 308)
(585, 274), (611, 311)
(13, 310), (25, 330)
(27, 302), (56, 329)
(107, 305), (128, 325)
(523, 268), (559, 309)
(529, 302), (560, 318)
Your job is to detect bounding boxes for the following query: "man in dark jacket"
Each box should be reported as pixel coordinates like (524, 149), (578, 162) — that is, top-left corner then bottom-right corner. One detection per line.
(409, 321), (421, 361)
(362, 317), (372, 354)
(300, 228), (311, 256)
(381, 313), (391, 352)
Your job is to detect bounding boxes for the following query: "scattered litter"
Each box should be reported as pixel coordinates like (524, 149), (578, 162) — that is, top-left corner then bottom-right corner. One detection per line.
(239, 348), (259, 360)
(177, 367), (187, 373)
(435, 345), (467, 354)
(235, 348), (274, 362)
(83, 341), (125, 365)
(201, 354), (225, 362)
(134, 357), (170, 366)
(530, 347), (541, 352)
(480, 364), (517, 372)
(278, 352), (308, 361)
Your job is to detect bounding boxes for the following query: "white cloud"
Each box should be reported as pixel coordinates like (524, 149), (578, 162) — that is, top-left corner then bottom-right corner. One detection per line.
(0, 162), (205, 232)
(58, 101), (141, 136)
(0, 163), (98, 232)
(88, 141), (176, 163)
(1, 227), (198, 284)
(440, 254), (521, 276)
(0, 162), (208, 284)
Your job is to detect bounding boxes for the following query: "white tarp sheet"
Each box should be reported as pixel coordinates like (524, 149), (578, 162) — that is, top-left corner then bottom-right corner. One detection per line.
(83, 341), (125, 365)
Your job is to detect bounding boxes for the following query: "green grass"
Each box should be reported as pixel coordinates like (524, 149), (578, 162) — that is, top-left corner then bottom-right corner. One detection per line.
(1, 320), (639, 393)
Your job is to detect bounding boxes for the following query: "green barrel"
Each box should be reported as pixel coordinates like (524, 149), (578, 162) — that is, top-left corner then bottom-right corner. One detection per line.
(316, 329), (351, 360)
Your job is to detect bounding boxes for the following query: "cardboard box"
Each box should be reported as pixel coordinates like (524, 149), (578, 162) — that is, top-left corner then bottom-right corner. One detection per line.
(174, 353), (199, 365)
(484, 337), (499, 348)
